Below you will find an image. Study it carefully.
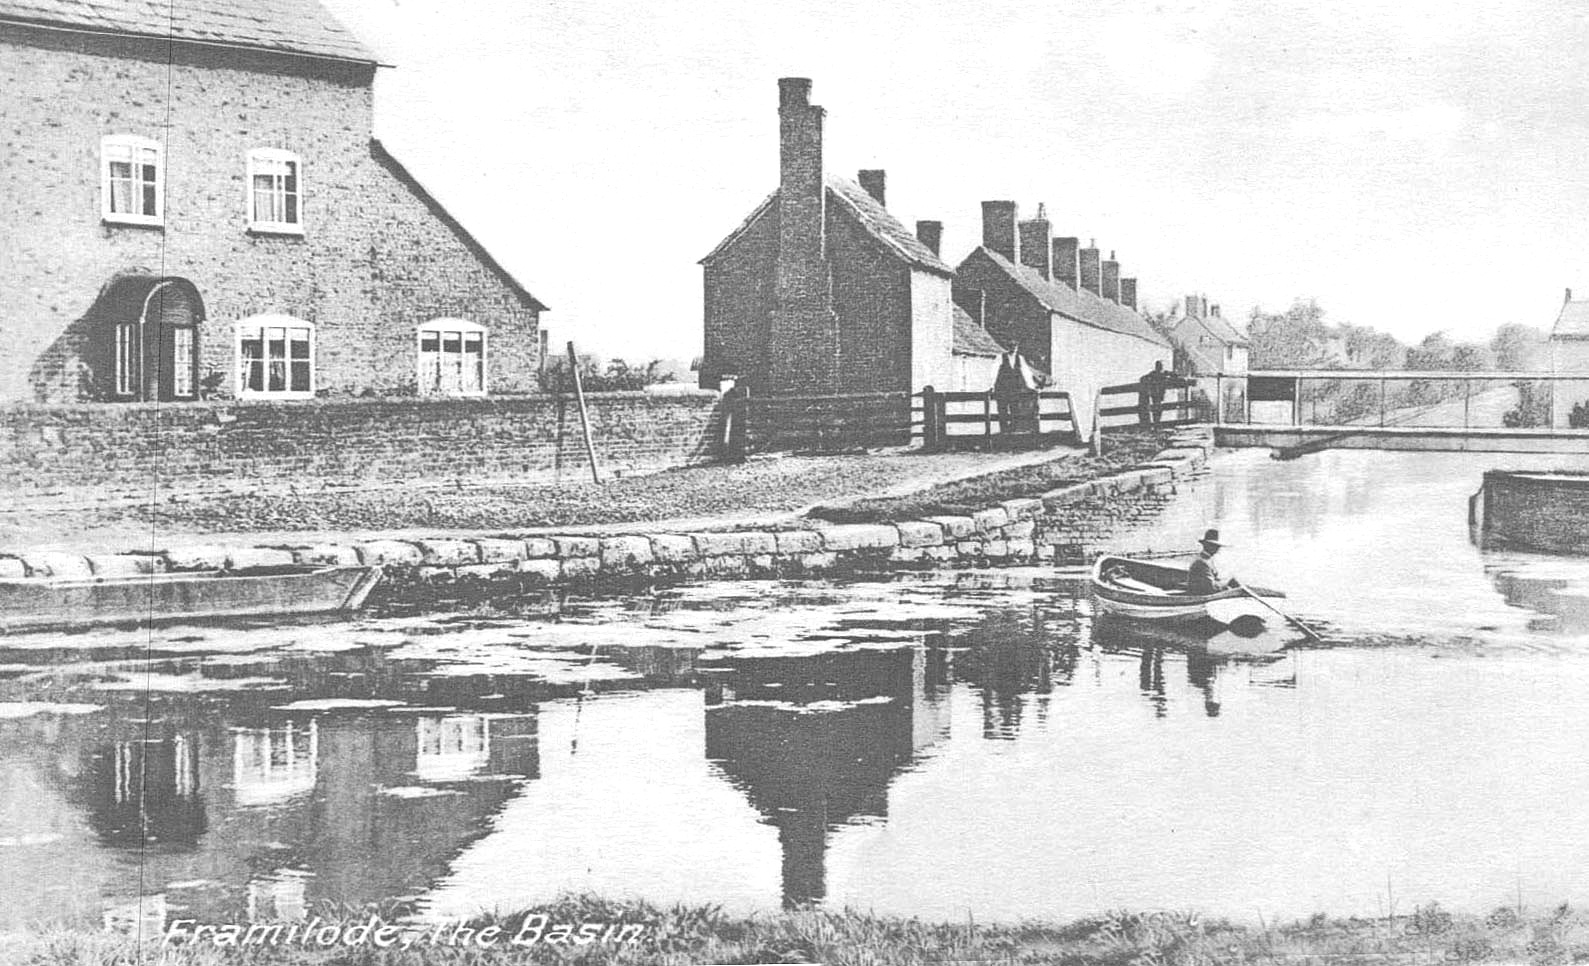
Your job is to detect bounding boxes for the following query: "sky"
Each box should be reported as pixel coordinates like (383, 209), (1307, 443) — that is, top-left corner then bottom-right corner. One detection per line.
(319, 0), (1589, 360)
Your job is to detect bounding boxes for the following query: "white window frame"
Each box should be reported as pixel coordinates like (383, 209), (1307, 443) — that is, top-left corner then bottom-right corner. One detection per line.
(416, 318), (489, 396)
(101, 134), (163, 226)
(246, 148), (304, 235)
(235, 315), (316, 399)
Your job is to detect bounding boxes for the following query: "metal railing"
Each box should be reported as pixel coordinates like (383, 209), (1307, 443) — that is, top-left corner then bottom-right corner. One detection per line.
(1208, 369), (1589, 431)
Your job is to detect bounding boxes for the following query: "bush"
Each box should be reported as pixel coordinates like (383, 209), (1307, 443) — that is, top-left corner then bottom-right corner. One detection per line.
(1570, 401), (1589, 429)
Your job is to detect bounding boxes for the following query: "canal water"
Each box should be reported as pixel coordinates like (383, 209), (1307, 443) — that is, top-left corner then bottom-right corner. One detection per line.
(5, 448), (1589, 932)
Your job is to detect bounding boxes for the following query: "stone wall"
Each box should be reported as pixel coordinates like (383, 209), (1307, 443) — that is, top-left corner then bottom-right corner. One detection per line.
(1478, 470), (1589, 553)
(0, 392), (728, 492)
(0, 432), (1216, 598)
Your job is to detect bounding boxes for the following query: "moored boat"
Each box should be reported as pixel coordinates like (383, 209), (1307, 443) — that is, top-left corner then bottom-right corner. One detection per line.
(1090, 554), (1285, 622)
(0, 564), (382, 632)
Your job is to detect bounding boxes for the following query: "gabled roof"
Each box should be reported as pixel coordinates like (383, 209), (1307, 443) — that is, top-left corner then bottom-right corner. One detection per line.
(1553, 299), (1589, 340)
(371, 140), (547, 312)
(963, 247), (1169, 348)
(699, 178), (954, 278)
(0, 0), (381, 64)
(1173, 311), (1249, 347)
(952, 305), (1003, 357)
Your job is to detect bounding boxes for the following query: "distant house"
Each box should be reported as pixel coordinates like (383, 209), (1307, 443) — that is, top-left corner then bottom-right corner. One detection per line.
(1549, 288), (1589, 427)
(700, 78), (981, 397)
(0, 0), (546, 404)
(1167, 296), (1247, 376)
(951, 202), (1170, 426)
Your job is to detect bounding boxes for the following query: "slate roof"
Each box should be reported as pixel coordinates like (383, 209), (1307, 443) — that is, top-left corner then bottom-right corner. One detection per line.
(967, 247), (1169, 347)
(952, 305), (1003, 357)
(699, 178), (954, 277)
(1185, 309), (1248, 346)
(0, 0), (380, 63)
(1552, 299), (1589, 340)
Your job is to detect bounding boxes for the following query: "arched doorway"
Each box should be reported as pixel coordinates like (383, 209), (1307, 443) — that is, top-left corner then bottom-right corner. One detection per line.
(96, 275), (205, 402)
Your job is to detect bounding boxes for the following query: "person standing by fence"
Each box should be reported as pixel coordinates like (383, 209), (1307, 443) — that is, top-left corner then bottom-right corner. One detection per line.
(994, 345), (1040, 437)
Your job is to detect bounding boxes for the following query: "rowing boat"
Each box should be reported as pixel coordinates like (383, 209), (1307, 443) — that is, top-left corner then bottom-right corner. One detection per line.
(0, 564), (383, 632)
(1090, 554), (1285, 622)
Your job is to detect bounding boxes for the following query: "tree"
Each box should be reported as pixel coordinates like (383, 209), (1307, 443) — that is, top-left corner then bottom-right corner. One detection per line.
(1490, 323), (1547, 371)
(1247, 298), (1332, 368)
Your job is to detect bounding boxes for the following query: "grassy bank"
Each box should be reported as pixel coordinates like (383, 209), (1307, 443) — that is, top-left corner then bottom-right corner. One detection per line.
(807, 430), (1174, 524)
(11, 895), (1586, 965)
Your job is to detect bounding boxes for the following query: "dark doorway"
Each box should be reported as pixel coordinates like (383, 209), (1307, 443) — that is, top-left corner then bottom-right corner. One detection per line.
(96, 276), (205, 402)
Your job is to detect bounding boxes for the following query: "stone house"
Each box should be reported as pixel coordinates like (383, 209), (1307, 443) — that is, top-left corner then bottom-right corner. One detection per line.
(951, 202), (1171, 427)
(1166, 294), (1247, 416)
(701, 78), (994, 397)
(1549, 288), (1589, 427)
(0, 0), (546, 405)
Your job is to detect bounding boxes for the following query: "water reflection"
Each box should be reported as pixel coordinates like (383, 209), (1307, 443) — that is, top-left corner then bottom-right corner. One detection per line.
(7, 448), (1589, 927)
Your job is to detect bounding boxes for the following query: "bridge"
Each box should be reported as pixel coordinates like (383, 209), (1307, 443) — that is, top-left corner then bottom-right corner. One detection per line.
(1199, 369), (1589, 457)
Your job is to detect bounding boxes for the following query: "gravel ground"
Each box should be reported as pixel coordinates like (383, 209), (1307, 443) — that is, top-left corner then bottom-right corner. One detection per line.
(2, 442), (1118, 550)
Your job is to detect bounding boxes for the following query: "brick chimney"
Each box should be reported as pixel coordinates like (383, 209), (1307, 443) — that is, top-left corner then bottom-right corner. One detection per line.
(1568, 288), (1575, 304)
(771, 77), (838, 393)
(776, 78), (826, 311)
(1079, 240), (1101, 295)
(1120, 278), (1138, 311)
(1102, 250), (1121, 303)
(858, 169), (886, 206)
(1210, 303), (1222, 318)
(915, 220), (942, 257)
(1018, 204), (1053, 280)
(981, 201), (1019, 263)
(1185, 294), (1204, 318)
(1052, 237), (1079, 288)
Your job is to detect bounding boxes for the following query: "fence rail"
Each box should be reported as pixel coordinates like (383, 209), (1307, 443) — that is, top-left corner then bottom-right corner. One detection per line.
(917, 387), (1080, 451)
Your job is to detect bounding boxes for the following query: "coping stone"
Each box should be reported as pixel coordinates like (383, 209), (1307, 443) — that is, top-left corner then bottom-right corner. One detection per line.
(475, 538), (528, 563)
(522, 538), (559, 559)
(164, 545), (233, 571)
(820, 524), (900, 552)
(650, 534), (698, 563)
(774, 530), (825, 555)
(228, 548), (296, 569)
(356, 541), (425, 567)
(416, 539), (479, 566)
(601, 536), (654, 570)
(293, 544), (361, 566)
(971, 507), (1010, 532)
(553, 536), (600, 559)
(925, 515), (977, 539)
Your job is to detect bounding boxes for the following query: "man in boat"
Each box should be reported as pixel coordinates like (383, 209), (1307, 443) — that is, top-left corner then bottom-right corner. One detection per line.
(1186, 528), (1238, 595)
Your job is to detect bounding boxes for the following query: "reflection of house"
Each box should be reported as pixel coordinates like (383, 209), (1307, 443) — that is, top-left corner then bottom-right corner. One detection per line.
(233, 722), (318, 806)
(699, 78), (964, 396)
(952, 203), (1171, 426)
(705, 647), (926, 907)
(0, 0), (545, 404)
(1549, 288), (1589, 427)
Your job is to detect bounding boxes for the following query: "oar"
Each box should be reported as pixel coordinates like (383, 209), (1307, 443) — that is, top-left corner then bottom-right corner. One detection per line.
(1232, 579), (1324, 644)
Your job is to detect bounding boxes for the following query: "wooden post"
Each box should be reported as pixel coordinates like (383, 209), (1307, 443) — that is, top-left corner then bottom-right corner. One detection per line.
(1291, 377), (1301, 426)
(1379, 377), (1387, 427)
(1463, 379), (1471, 429)
(984, 391), (994, 451)
(1214, 374), (1223, 425)
(566, 341), (601, 484)
(922, 385), (939, 451)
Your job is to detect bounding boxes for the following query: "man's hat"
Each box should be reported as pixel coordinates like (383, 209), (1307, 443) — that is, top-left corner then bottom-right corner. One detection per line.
(1199, 528), (1225, 548)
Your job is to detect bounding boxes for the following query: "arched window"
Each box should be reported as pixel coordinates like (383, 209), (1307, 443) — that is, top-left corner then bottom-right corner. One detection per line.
(417, 319), (487, 395)
(236, 315), (315, 398)
(247, 148), (303, 233)
(101, 135), (163, 226)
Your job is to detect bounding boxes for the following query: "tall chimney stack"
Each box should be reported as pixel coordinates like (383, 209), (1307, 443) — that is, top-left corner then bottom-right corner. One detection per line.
(1101, 250), (1121, 303)
(1120, 278), (1138, 311)
(1568, 288), (1575, 304)
(1079, 240), (1101, 295)
(858, 169), (886, 207)
(1184, 294), (1203, 318)
(771, 78), (837, 393)
(915, 220), (942, 257)
(1018, 203), (1053, 281)
(1052, 237), (1079, 288)
(776, 78), (826, 311)
(981, 201), (1019, 263)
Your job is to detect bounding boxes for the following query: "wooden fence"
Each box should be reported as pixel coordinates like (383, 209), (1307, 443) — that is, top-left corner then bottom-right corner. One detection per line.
(1095, 380), (1200, 433)
(736, 390), (913, 454)
(915, 387), (1080, 452)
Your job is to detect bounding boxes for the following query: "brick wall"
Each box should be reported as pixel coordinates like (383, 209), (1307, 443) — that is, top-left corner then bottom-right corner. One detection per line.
(0, 392), (728, 492)
(0, 27), (542, 404)
(1481, 471), (1589, 552)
